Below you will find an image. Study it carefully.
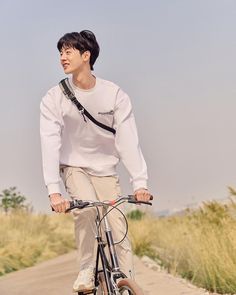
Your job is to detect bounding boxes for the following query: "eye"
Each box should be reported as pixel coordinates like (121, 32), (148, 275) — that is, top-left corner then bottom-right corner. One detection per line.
(66, 50), (71, 54)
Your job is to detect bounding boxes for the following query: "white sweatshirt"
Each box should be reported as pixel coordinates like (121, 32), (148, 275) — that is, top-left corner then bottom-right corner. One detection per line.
(40, 76), (148, 195)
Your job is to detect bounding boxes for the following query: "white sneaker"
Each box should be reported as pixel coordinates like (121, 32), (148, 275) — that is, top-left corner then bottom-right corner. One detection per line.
(73, 265), (95, 292)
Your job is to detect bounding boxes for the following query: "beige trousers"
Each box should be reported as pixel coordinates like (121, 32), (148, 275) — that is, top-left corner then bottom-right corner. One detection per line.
(60, 166), (134, 278)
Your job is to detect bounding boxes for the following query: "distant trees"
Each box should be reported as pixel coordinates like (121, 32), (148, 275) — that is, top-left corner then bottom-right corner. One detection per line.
(0, 187), (29, 214)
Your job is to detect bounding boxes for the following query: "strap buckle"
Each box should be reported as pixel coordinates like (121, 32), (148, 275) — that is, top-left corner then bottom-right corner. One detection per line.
(79, 107), (86, 122)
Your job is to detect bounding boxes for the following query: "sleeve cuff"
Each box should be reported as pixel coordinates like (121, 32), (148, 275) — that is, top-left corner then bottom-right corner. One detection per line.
(132, 180), (148, 192)
(47, 183), (62, 196)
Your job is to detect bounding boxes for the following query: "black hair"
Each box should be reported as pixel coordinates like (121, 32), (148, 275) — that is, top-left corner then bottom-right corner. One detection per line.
(57, 30), (100, 70)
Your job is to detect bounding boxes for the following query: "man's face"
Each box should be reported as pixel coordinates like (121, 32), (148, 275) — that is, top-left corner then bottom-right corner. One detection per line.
(60, 46), (89, 74)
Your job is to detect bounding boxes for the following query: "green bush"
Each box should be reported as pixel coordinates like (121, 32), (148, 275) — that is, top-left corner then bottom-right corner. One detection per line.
(127, 209), (146, 220)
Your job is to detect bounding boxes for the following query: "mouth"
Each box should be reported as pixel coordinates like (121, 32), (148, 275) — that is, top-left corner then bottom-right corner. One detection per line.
(62, 63), (70, 69)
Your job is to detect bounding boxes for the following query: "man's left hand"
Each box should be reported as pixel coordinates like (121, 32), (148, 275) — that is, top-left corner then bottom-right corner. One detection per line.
(134, 188), (152, 202)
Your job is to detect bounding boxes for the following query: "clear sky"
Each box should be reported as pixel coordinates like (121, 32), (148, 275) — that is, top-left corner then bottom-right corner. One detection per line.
(0, 0), (236, 213)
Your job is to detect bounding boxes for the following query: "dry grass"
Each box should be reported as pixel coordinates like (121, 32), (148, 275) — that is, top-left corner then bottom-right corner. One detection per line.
(0, 210), (75, 275)
(128, 200), (236, 294)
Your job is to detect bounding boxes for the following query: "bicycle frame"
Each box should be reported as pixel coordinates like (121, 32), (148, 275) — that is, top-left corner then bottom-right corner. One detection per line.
(93, 205), (125, 295)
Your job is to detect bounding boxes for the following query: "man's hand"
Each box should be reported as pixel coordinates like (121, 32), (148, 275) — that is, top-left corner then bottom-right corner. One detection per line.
(49, 193), (70, 213)
(134, 188), (152, 202)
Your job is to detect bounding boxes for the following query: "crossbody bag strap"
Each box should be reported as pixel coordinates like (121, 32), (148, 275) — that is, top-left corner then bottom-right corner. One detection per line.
(59, 78), (116, 135)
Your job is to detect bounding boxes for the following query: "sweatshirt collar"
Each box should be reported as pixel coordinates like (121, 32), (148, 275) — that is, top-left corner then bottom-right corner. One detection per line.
(69, 75), (98, 93)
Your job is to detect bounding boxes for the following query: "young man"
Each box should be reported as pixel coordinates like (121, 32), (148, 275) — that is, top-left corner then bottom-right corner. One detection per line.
(40, 30), (151, 293)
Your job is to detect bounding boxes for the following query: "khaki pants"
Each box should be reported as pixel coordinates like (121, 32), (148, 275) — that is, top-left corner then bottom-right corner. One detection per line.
(60, 166), (134, 278)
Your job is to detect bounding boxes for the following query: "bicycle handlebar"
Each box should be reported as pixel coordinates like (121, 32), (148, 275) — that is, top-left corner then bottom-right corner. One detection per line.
(51, 195), (153, 212)
(64, 195), (153, 213)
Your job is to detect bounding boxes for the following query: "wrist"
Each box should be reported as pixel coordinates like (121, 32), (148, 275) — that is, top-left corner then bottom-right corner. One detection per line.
(49, 193), (61, 199)
(132, 180), (148, 192)
(47, 183), (61, 196)
(134, 188), (148, 193)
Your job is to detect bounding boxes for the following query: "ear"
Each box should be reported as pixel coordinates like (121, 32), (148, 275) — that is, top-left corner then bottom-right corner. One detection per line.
(82, 50), (91, 62)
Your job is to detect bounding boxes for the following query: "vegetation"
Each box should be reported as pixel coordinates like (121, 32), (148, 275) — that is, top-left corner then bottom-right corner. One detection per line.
(128, 196), (236, 294)
(0, 210), (75, 276)
(0, 187), (29, 214)
(2, 186), (236, 294)
(0, 186), (75, 276)
(126, 209), (146, 220)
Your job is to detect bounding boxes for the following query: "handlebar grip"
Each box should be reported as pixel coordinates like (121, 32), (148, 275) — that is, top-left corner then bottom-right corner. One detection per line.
(65, 200), (90, 212)
(128, 195), (153, 206)
(129, 199), (152, 206)
(51, 200), (89, 212)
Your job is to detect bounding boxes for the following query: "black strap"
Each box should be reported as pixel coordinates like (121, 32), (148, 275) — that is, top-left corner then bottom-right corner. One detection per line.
(59, 78), (116, 135)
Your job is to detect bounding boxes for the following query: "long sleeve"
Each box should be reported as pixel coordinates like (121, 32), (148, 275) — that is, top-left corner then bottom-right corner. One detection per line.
(113, 88), (148, 191)
(40, 90), (63, 195)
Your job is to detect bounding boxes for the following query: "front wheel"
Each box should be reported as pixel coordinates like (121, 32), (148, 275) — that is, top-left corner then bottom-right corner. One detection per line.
(117, 278), (144, 295)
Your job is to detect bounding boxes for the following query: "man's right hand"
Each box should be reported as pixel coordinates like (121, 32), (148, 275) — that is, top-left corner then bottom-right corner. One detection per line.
(49, 193), (70, 213)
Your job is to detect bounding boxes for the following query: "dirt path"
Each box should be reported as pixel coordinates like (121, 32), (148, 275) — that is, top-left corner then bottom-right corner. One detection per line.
(0, 251), (210, 295)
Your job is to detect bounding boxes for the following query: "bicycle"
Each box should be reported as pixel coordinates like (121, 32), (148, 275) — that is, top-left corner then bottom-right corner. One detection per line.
(65, 195), (153, 295)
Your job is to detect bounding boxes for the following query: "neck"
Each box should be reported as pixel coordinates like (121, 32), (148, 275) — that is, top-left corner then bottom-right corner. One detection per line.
(72, 70), (96, 90)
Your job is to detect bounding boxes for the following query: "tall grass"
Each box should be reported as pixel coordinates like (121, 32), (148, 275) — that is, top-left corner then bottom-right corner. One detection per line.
(2, 201), (236, 294)
(128, 200), (236, 294)
(0, 210), (75, 275)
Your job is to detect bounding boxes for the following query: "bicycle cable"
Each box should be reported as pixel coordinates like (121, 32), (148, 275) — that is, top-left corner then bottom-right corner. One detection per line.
(97, 201), (128, 245)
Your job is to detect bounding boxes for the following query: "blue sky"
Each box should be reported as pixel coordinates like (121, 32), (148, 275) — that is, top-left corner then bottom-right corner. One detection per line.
(0, 0), (236, 212)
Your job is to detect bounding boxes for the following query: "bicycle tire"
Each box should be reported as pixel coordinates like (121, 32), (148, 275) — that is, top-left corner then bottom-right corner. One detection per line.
(117, 278), (144, 295)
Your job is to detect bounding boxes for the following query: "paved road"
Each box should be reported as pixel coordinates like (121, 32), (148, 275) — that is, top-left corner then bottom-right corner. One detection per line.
(0, 251), (211, 295)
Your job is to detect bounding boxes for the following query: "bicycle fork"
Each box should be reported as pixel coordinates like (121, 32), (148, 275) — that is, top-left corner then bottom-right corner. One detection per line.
(95, 207), (122, 295)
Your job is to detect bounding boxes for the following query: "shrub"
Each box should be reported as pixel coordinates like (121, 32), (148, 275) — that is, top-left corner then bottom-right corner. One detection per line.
(127, 209), (146, 220)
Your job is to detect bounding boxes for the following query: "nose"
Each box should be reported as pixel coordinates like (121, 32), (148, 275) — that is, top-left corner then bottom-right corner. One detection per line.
(60, 52), (67, 62)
